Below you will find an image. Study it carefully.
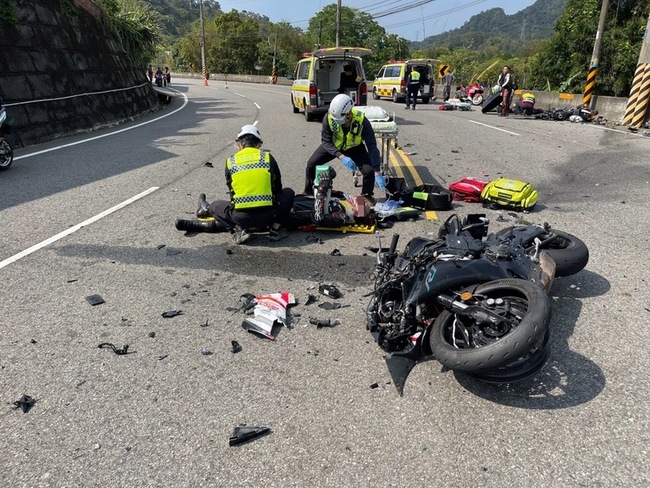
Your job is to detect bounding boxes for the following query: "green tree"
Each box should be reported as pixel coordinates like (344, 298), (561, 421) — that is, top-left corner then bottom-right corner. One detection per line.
(96, 0), (162, 68)
(529, 0), (650, 94)
(305, 5), (411, 79)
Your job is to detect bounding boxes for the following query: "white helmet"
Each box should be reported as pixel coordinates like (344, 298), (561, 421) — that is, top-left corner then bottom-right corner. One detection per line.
(237, 124), (262, 142)
(328, 94), (354, 123)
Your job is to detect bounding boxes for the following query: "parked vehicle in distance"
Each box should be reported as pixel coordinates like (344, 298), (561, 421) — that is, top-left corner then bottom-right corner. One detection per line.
(372, 59), (439, 104)
(290, 47), (371, 121)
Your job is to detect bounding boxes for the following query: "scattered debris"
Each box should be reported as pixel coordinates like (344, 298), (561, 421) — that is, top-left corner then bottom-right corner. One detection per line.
(229, 425), (271, 446)
(165, 248), (182, 256)
(201, 348), (213, 356)
(98, 343), (130, 355)
(204, 162), (214, 168)
(157, 355), (168, 361)
(231, 340), (243, 354)
(85, 295), (105, 306)
(148, 331), (156, 338)
(12, 395), (36, 413)
(318, 284), (343, 299)
(309, 317), (341, 328)
(370, 382), (380, 389)
(318, 302), (349, 310)
(303, 294), (318, 306)
(161, 310), (184, 318)
(330, 248), (342, 256)
(156, 244), (166, 250)
(200, 319), (210, 327)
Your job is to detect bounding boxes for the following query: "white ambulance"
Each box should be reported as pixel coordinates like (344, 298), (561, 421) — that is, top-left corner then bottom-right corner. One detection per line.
(290, 47), (371, 121)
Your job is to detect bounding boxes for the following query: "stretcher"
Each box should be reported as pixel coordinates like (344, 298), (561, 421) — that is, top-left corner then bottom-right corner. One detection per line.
(353, 105), (399, 185)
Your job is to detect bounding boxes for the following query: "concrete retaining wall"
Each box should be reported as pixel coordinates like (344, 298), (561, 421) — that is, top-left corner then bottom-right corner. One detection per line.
(0, 0), (158, 146)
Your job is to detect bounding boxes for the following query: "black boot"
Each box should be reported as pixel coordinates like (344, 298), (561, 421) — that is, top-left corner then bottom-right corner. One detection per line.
(196, 193), (211, 218)
(175, 219), (222, 233)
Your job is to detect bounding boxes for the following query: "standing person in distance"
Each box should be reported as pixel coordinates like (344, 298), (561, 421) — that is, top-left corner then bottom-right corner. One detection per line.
(405, 66), (422, 110)
(496, 65), (516, 116)
(442, 70), (454, 102)
(303, 94), (385, 204)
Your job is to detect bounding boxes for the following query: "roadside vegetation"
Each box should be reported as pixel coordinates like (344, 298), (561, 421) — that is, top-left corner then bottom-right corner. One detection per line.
(96, 0), (649, 96)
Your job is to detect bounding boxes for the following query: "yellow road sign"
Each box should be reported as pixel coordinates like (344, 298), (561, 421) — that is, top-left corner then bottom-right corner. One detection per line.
(438, 64), (450, 78)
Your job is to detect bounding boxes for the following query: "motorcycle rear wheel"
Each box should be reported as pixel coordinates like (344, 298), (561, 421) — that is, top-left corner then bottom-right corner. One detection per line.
(0, 140), (13, 170)
(471, 94), (483, 105)
(497, 228), (589, 277)
(430, 279), (550, 373)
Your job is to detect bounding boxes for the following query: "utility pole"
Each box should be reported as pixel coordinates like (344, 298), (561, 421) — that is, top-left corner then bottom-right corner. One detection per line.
(336, 0), (341, 47)
(199, 0), (208, 86)
(623, 13), (650, 128)
(271, 32), (278, 85)
(582, 0), (609, 108)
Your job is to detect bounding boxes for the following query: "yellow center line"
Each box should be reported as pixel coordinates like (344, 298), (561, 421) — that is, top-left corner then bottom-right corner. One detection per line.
(388, 147), (406, 179)
(395, 147), (423, 187)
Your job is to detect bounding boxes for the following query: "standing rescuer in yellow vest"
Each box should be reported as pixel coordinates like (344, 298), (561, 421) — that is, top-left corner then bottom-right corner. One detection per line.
(197, 125), (295, 244)
(304, 94), (385, 204)
(405, 66), (421, 109)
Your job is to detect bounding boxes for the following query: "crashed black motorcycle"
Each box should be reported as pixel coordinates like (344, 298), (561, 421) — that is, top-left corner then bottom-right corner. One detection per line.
(366, 213), (589, 394)
(0, 102), (13, 171)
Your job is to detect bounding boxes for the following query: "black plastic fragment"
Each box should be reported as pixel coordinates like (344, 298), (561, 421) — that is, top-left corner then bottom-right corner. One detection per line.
(318, 302), (349, 310)
(385, 348), (424, 397)
(161, 310), (184, 318)
(330, 249), (342, 256)
(229, 425), (271, 446)
(309, 317), (340, 328)
(204, 162), (214, 167)
(98, 343), (130, 355)
(318, 284), (342, 299)
(303, 294), (318, 306)
(231, 340), (243, 354)
(85, 294), (105, 306)
(12, 395), (36, 413)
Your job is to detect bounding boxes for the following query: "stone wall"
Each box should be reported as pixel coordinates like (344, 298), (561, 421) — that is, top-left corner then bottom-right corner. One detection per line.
(0, 0), (158, 146)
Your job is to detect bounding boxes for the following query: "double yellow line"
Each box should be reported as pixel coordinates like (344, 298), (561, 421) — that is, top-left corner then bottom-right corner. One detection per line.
(387, 145), (439, 220)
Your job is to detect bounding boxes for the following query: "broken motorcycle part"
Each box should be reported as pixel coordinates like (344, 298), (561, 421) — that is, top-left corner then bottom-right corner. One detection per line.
(231, 340), (243, 354)
(161, 310), (184, 318)
(309, 317), (341, 328)
(98, 343), (130, 355)
(318, 284), (343, 299)
(85, 295), (105, 306)
(229, 425), (271, 446)
(12, 395), (36, 413)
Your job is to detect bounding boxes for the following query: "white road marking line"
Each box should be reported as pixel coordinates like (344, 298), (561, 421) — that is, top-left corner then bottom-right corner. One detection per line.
(468, 119), (520, 136)
(15, 91), (189, 160)
(254, 102), (261, 109)
(0, 187), (159, 270)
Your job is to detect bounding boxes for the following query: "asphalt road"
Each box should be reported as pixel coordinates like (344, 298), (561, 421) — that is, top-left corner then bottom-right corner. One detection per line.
(1, 79), (649, 487)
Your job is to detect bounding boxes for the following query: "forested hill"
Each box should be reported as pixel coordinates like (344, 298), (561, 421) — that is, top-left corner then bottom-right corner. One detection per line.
(414, 0), (567, 51)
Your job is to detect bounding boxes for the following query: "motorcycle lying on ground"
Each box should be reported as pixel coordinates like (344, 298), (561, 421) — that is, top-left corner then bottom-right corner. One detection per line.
(0, 102), (14, 171)
(366, 213), (589, 395)
(456, 82), (485, 105)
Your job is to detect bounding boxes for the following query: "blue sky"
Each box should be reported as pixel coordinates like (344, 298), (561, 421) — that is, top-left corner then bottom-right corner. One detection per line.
(216, 0), (539, 41)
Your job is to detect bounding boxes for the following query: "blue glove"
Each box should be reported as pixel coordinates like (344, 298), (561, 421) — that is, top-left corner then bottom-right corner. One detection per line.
(375, 174), (387, 191)
(341, 156), (356, 172)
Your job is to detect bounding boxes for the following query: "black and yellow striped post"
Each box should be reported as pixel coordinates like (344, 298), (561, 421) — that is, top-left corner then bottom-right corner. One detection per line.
(271, 66), (277, 85)
(622, 63), (647, 126)
(582, 65), (598, 107)
(202, 65), (208, 86)
(630, 64), (650, 129)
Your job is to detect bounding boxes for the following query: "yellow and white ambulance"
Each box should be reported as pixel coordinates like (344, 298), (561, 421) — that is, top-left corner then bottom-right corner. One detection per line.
(290, 47), (371, 121)
(372, 59), (439, 104)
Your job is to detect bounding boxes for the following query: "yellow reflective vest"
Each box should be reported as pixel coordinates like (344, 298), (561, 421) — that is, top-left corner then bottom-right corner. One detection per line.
(521, 92), (536, 104)
(409, 70), (421, 82)
(227, 148), (273, 209)
(328, 110), (364, 151)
